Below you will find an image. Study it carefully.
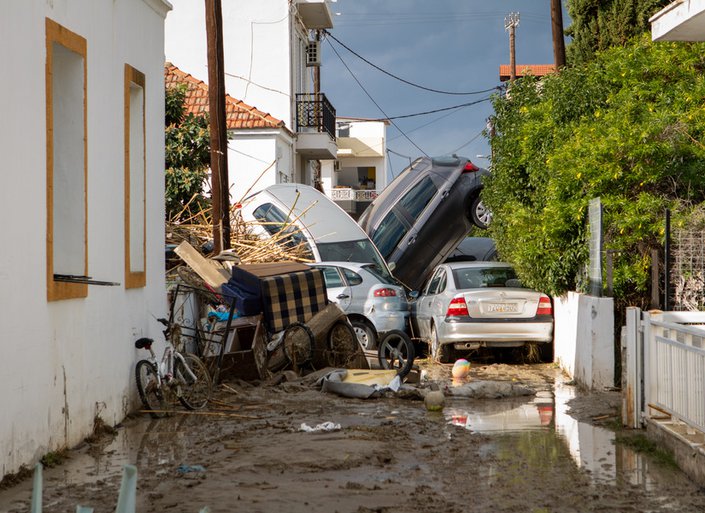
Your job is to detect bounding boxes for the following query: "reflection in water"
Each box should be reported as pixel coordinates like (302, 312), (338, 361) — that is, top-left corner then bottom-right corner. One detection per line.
(444, 379), (674, 492)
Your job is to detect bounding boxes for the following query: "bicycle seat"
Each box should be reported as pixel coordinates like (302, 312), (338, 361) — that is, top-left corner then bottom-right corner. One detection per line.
(134, 337), (153, 349)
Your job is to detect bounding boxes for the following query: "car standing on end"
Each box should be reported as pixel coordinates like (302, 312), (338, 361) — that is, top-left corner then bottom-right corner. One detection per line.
(411, 261), (553, 362)
(357, 155), (490, 292)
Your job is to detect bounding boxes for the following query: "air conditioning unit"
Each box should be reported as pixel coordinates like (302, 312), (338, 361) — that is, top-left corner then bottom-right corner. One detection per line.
(306, 40), (320, 67)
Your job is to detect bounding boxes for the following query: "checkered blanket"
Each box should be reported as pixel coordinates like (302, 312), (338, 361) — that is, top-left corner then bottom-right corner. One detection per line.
(261, 269), (327, 333)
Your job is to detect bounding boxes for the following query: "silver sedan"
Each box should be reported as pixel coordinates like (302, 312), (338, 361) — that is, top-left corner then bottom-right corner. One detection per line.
(410, 262), (553, 362)
(308, 262), (409, 350)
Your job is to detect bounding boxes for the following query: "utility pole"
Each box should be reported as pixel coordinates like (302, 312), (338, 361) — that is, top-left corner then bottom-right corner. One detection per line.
(205, 0), (231, 252)
(550, 0), (566, 68)
(505, 12), (520, 82)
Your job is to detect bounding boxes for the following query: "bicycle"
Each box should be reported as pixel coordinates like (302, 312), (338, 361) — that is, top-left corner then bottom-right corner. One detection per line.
(134, 318), (213, 418)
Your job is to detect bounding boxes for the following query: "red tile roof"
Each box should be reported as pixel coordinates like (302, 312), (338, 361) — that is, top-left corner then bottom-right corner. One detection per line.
(499, 64), (556, 82)
(164, 62), (287, 131)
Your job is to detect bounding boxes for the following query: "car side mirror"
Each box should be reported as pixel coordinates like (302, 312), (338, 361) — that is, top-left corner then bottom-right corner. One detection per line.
(408, 290), (419, 299)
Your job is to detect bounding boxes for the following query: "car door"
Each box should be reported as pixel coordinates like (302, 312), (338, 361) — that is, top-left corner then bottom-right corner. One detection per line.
(414, 267), (445, 340)
(315, 265), (352, 312)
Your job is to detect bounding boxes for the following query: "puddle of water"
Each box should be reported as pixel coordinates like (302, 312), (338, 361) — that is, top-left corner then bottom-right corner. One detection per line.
(442, 378), (677, 493)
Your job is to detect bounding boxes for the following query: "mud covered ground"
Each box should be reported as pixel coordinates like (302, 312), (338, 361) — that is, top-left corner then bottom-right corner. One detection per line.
(2, 360), (705, 513)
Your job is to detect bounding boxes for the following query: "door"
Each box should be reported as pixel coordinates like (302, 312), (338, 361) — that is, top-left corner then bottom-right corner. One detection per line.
(414, 267), (446, 339)
(316, 265), (352, 311)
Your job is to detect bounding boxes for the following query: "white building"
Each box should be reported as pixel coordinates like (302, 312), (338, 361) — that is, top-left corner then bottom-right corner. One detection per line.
(165, 0), (337, 201)
(321, 117), (390, 219)
(651, 0), (705, 41)
(0, 0), (170, 476)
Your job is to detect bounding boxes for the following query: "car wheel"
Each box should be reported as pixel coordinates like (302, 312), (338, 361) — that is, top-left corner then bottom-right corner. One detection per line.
(431, 325), (451, 364)
(470, 196), (492, 229)
(351, 320), (377, 350)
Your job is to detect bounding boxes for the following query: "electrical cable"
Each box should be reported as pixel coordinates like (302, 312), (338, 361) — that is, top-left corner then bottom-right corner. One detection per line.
(447, 129), (484, 155)
(325, 38), (429, 157)
(371, 96), (492, 122)
(325, 30), (501, 96)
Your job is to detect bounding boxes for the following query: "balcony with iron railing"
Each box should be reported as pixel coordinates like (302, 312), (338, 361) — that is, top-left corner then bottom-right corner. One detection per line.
(295, 93), (337, 159)
(329, 187), (377, 219)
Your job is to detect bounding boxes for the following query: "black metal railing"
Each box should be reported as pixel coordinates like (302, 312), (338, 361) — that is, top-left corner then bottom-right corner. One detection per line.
(296, 93), (336, 140)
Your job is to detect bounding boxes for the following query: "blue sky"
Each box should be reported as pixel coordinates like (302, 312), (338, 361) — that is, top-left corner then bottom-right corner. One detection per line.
(321, 1), (570, 177)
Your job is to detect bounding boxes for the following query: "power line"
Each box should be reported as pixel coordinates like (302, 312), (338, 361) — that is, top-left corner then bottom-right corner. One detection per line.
(324, 30), (500, 96)
(325, 38), (428, 157)
(448, 129), (484, 155)
(373, 96), (492, 122)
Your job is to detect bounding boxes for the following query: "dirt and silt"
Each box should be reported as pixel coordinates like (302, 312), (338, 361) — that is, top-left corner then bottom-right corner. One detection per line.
(2, 359), (705, 513)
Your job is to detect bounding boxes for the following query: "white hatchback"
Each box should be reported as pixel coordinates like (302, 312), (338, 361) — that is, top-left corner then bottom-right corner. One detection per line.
(239, 184), (393, 278)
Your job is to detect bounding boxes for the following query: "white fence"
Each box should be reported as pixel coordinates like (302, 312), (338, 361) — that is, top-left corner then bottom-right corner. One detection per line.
(624, 308), (705, 432)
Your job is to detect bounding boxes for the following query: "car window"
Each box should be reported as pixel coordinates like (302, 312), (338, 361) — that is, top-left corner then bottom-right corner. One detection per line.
(317, 239), (391, 278)
(426, 268), (444, 295)
(371, 212), (407, 260)
(361, 264), (397, 285)
(252, 202), (313, 256)
(437, 272), (447, 293)
(398, 176), (438, 220)
(341, 268), (362, 286)
(317, 266), (345, 288)
(452, 267), (519, 289)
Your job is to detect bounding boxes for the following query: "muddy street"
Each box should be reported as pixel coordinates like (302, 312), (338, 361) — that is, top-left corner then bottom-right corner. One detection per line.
(2, 361), (705, 513)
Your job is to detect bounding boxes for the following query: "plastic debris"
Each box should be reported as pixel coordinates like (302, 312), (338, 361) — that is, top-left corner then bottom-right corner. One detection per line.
(299, 421), (341, 432)
(177, 464), (207, 474)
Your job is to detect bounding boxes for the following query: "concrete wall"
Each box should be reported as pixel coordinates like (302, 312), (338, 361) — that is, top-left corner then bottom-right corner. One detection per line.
(165, 0), (308, 130)
(228, 130), (295, 202)
(0, 0), (169, 476)
(554, 292), (615, 390)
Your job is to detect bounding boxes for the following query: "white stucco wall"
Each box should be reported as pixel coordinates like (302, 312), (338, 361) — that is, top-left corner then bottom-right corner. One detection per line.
(228, 130), (294, 202)
(554, 292), (615, 390)
(165, 0), (309, 130)
(0, 0), (169, 476)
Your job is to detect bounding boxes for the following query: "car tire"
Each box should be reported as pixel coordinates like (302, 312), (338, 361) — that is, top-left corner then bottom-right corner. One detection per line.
(469, 195), (491, 229)
(377, 330), (415, 378)
(431, 324), (451, 364)
(351, 320), (377, 350)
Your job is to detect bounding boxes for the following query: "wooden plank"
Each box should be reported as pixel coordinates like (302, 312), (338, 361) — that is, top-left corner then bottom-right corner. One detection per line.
(174, 241), (230, 288)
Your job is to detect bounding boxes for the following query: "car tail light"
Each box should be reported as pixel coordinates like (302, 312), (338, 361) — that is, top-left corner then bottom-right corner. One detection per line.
(374, 288), (397, 297)
(537, 295), (552, 316)
(462, 162), (479, 173)
(446, 297), (469, 317)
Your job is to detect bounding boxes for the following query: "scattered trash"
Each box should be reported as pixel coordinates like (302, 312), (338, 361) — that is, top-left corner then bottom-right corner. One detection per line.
(299, 422), (341, 432)
(177, 464), (207, 474)
(451, 359), (471, 379)
(424, 384), (445, 412)
(319, 369), (402, 399)
(445, 380), (535, 399)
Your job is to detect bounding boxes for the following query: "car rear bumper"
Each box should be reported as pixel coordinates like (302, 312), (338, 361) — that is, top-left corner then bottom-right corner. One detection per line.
(437, 319), (553, 345)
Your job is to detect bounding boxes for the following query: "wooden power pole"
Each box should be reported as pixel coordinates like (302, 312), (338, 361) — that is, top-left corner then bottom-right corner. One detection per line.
(505, 12), (520, 82)
(205, 0), (231, 252)
(550, 0), (566, 69)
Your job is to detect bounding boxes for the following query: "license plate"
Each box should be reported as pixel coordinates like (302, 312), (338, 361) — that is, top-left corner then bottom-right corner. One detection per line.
(486, 303), (518, 314)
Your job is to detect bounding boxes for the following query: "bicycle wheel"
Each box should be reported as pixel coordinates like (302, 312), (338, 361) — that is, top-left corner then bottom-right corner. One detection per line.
(175, 353), (212, 410)
(135, 360), (169, 419)
(378, 330), (415, 378)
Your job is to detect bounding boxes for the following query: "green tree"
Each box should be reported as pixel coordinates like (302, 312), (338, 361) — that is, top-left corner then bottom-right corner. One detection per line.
(165, 84), (210, 220)
(485, 35), (705, 307)
(566, 0), (670, 65)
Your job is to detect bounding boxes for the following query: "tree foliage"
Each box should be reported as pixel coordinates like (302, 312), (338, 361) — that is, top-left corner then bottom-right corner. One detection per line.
(165, 84), (210, 219)
(565, 0), (670, 65)
(485, 35), (705, 306)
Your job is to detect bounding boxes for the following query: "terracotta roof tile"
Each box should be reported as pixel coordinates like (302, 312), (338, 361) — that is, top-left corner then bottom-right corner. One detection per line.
(164, 62), (287, 131)
(499, 64), (556, 82)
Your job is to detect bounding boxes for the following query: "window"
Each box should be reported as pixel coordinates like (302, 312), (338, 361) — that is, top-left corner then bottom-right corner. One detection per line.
(426, 269), (445, 295)
(318, 266), (344, 288)
(371, 212), (407, 260)
(399, 176), (437, 220)
(341, 268), (362, 286)
(452, 266), (519, 290)
(252, 203), (313, 257)
(125, 64), (146, 288)
(46, 18), (87, 301)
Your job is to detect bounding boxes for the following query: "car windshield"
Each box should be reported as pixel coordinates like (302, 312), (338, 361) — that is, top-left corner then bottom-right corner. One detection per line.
(317, 239), (392, 278)
(252, 203), (313, 258)
(452, 266), (521, 289)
